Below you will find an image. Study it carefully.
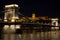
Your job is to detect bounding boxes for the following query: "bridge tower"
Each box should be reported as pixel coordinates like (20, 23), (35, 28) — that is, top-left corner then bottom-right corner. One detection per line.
(4, 4), (19, 22)
(51, 18), (59, 30)
(51, 18), (58, 26)
(3, 4), (20, 34)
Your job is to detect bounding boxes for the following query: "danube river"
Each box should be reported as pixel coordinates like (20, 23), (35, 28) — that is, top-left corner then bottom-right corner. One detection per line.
(0, 30), (60, 40)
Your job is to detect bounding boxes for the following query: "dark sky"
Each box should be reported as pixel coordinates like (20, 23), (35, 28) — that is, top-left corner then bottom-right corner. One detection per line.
(0, 0), (59, 18)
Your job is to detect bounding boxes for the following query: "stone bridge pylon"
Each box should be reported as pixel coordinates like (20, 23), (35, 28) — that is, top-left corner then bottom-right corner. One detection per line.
(3, 4), (20, 34)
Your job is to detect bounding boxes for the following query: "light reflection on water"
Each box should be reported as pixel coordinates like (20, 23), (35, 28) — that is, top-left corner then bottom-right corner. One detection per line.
(1, 30), (60, 40)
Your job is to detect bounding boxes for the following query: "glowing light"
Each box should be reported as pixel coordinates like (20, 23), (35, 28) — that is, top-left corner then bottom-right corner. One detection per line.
(4, 25), (9, 30)
(32, 13), (36, 20)
(5, 4), (18, 7)
(55, 27), (59, 29)
(10, 25), (15, 30)
(11, 19), (15, 22)
(4, 19), (7, 22)
(4, 17), (6, 19)
(51, 18), (58, 20)
(51, 27), (55, 29)
(13, 17), (19, 19)
(16, 25), (20, 29)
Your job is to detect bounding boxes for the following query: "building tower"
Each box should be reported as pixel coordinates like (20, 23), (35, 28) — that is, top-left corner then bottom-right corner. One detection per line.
(4, 4), (19, 22)
(32, 13), (36, 21)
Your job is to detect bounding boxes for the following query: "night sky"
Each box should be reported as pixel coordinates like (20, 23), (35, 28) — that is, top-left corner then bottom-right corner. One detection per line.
(0, 0), (59, 18)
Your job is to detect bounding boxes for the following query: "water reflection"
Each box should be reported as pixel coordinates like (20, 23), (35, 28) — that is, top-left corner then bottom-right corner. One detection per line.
(1, 30), (60, 40)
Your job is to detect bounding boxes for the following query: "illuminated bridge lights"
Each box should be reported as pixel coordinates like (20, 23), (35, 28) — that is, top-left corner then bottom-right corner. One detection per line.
(5, 4), (18, 8)
(0, 21), (59, 27)
(0, 4), (59, 33)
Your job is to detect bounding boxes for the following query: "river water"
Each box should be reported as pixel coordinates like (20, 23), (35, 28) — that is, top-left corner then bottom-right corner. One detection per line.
(0, 30), (60, 40)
